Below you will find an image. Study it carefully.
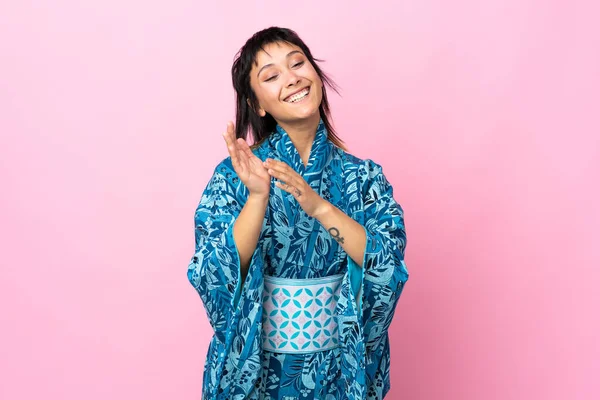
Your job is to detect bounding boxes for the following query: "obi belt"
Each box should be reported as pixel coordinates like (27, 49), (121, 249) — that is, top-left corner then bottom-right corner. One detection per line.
(261, 274), (343, 354)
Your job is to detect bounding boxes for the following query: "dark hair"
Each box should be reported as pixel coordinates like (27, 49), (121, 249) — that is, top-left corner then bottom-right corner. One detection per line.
(231, 26), (346, 150)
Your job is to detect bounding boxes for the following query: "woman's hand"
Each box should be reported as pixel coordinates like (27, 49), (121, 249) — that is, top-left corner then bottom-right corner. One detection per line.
(222, 121), (270, 198)
(263, 158), (332, 218)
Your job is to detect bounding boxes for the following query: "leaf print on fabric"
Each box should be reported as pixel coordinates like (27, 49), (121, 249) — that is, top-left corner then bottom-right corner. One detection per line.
(273, 209), (290, 227)
(353, 159), (409, 397)
(188, 119), (408, 399)
(314, 234), (329, 257)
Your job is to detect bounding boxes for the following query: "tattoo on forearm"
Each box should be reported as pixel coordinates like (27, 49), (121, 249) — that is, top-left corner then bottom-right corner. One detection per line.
(328, 227), (345, 244)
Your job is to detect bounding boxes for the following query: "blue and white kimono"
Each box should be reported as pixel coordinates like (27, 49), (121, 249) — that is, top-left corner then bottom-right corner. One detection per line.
(187, 119), (409, 399)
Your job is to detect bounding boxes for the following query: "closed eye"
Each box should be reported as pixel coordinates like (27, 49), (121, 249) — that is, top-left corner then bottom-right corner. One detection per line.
(265, 61), (304, 82)
(264, 61), (305, 82)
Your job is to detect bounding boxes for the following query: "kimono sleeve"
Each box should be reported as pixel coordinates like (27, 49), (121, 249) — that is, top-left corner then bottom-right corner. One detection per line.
(187, 161), (246, 343)
(348, 159), (409, 378)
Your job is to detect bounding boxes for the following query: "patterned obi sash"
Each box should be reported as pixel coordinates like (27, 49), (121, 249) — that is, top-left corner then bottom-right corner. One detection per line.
(262, 274), (343, 354)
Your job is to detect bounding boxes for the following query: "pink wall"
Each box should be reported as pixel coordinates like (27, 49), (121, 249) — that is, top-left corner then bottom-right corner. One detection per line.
(1, 1), (598, 399)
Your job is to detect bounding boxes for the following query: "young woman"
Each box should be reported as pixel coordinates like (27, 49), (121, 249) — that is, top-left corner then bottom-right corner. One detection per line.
(187, 27), (409, 400)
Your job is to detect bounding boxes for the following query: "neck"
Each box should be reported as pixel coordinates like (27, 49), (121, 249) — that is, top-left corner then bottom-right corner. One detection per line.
(277, 114), (321, 166)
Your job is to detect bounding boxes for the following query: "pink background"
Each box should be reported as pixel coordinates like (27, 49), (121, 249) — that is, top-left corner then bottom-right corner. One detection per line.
(1, 1), (598, 399)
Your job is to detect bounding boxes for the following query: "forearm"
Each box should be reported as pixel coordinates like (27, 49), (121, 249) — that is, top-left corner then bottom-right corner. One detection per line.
(314, 202), (367, 267)
(233, 193), (269, 279)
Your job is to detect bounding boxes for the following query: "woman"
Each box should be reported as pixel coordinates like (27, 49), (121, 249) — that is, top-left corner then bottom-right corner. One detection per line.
(187, 27), (409, 400)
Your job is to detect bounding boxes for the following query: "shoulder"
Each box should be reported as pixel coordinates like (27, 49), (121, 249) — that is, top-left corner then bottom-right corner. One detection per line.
(204, 157), (242, 193)
(333, 148), (395, 203)
(333, 147), (385, 178)
(206, 157), (234, 181)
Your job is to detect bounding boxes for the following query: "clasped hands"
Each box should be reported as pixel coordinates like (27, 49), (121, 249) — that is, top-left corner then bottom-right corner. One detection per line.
(222, 121), (331, 218)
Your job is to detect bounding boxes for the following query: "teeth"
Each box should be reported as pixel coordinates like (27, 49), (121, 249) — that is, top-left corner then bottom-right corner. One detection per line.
(285, 88), (309, 103)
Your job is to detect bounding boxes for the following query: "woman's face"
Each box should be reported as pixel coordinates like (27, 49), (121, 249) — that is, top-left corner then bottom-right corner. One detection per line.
(249, 41), (323, 125)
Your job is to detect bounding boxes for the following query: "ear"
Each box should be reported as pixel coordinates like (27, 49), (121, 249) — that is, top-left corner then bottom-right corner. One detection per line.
(247, 98), (266, 117)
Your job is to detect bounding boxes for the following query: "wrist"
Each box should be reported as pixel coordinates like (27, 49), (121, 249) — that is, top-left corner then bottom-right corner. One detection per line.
(311, 200), (334, 220)
(248, 192), (269, 204)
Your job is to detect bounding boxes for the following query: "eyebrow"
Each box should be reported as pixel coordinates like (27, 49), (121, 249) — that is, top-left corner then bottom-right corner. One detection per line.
(256, 50), (303, 78)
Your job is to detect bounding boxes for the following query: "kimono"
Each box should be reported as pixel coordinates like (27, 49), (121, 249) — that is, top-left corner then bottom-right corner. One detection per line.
(187, 119), (409, 399)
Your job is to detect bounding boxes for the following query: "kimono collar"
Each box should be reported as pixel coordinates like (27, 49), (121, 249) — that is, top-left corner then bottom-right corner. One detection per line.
(269, 118), (333, 176)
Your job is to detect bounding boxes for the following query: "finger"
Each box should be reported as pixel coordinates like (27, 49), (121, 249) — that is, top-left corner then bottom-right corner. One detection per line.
(275, 174), (304, 193)
(264, 159), (293, 176)
(264, 158), (287, 168)
(237, 138), (256, 159)
(267, 168), (292, 184)
(222, 131), (238, 161)
(223, 122), (244, 172)
(275, 181), (302, 197)
(223, 136), (242, 171)
(238, 143), (250, 167)
(222, 123), (232, 144)
(267, 167), (305, 189)
(226, 121), (235, 139)
(224, 121), (237, 149)
(264, 159), (299, 178)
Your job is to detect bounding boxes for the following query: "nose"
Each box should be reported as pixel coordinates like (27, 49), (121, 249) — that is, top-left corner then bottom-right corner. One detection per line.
(285, 69), (301, 87)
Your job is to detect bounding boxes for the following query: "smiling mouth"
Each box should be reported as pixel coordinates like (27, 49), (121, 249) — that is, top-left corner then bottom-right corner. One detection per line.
(284, 87), (310, 103)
